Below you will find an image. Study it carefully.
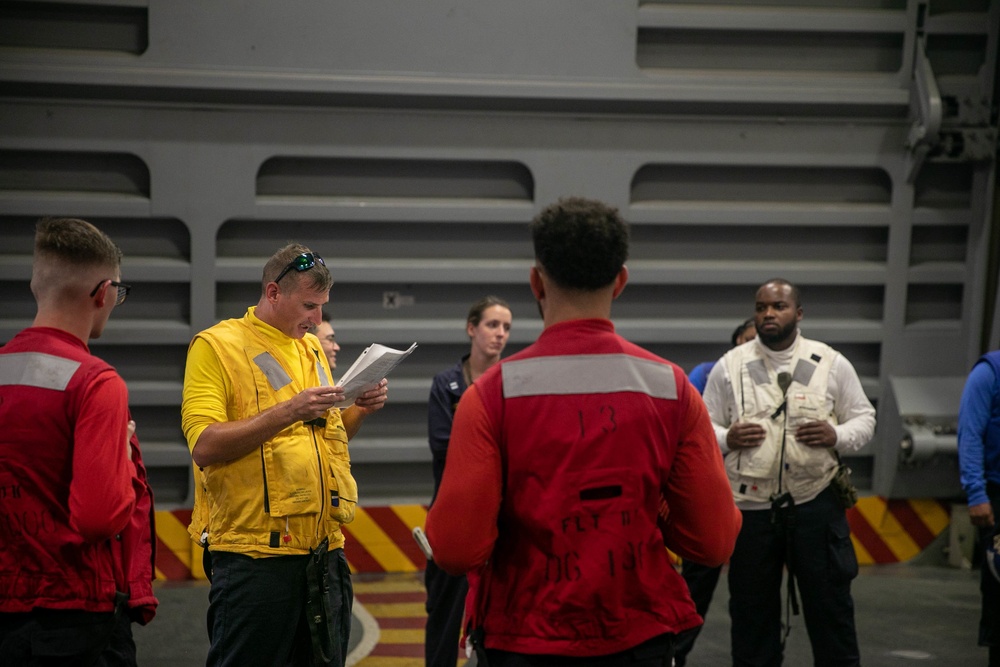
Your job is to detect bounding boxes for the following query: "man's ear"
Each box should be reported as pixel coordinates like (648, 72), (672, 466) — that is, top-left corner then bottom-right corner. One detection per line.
(264, 281), (281, 303)
(611, 265), (629, 299)
(91, 279), (110, 308)
(529, 266), (545, 301)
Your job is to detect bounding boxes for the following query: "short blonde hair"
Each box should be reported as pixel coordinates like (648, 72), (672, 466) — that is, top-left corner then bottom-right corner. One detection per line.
(35, 217), (122, 269)
(261, 243), (333, 294)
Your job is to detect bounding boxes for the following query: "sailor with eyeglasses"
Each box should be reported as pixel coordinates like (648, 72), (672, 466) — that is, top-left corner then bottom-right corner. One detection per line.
(0, 217), (157, 665)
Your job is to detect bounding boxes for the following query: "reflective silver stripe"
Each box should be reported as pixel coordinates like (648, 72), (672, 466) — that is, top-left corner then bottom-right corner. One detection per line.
(0, 352), (81, 391)
(315, 359), (330, 387)
(253, 352), (292, 391)
(747, 359), (769, 386)
(792, 358), (817, 387)
(501, 354), (677, 400)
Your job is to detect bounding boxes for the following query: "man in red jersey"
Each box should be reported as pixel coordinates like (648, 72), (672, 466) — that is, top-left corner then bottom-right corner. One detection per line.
(0, 217), (157, 665)
(426, 197), (741, 666)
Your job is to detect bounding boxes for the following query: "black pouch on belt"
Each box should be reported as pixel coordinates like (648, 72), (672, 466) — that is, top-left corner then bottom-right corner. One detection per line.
(830, 453), (859, 510)
(305, 537), (333, 666)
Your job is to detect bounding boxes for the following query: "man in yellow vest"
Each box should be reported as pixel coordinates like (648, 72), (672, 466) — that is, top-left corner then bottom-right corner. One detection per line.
(182, 243), (388, 667)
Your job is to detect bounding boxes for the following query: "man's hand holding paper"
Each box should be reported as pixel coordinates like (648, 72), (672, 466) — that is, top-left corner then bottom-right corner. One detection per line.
(350, 378), (388, 416)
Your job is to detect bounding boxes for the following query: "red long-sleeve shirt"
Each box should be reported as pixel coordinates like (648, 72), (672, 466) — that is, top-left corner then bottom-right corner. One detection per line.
(426, 319), (740, 657)
(0, 327), (150, 615)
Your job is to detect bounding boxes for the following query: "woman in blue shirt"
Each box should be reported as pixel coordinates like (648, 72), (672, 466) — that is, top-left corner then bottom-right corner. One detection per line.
(424, 296), (512, 667)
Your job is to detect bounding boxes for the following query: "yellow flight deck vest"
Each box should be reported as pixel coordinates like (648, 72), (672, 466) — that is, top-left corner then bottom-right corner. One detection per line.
(722, 337), (839, 504)
(187, 311), (358, 556)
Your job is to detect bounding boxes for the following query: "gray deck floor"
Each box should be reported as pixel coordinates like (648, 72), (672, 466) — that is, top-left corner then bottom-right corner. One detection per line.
(133, 563), (989, 666)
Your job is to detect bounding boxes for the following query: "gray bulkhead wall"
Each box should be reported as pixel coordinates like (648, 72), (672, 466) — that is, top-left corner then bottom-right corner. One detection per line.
(1, 0), (997, 506)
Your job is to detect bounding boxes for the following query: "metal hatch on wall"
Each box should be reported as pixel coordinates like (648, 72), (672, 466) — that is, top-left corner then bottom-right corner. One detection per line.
(872, 375), (966, 499)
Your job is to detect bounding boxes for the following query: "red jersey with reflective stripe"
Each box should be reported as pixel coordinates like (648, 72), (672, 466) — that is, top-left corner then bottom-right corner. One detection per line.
(427, 319), (740, 657)
(0, 327), (157, 621)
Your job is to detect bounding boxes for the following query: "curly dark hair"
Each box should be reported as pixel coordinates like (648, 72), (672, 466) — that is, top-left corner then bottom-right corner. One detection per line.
(531, 197), (629, 291)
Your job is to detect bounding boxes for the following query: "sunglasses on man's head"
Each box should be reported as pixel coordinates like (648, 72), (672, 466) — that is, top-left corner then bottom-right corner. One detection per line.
(89, 280), (131, 306)
(274, 252), (325, 284)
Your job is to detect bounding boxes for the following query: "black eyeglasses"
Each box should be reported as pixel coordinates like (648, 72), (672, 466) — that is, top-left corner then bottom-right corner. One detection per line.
(273, 252), (325, 284)
(89, 280), (131, 306)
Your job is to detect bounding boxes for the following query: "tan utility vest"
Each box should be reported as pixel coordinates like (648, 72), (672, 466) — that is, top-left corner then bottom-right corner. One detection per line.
(722, 337), (839, 503)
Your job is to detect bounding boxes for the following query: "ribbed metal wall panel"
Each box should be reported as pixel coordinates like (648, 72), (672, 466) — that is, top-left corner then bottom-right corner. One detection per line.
(0, 0), (996, 504)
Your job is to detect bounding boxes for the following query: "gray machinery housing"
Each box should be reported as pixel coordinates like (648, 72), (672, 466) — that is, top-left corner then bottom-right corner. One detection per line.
(1, 0), (998, 506)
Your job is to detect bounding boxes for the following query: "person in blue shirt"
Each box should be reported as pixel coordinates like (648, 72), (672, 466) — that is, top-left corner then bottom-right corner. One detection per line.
(674, 317), (756, 667)
(958, 350), (1000, 667)
(688, 318), (756, 394)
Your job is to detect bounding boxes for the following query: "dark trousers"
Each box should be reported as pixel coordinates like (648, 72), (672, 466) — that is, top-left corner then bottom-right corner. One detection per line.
(0, 607), (135, 666)
(979, 483), (1000, 666)
(206, 547), (353, 667)
(485, 632), (675, 667)
(728, 487), (859, 667)
(673, 560), (722, 666)
(424, 558), (468, 667)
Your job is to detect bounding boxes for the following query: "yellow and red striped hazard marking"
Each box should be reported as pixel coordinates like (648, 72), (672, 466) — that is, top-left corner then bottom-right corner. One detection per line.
(846, 496), (951, 565)
(153, 505), (430, 580)
(351, 572), (470, 667)
(154, 509), (206, 581)
(342, 505), (429, 574)
(154, 498), (953, 580)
